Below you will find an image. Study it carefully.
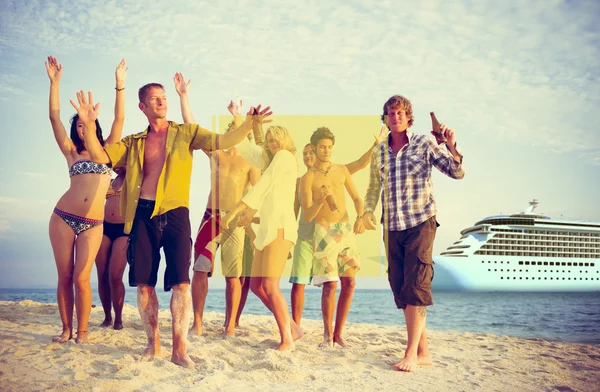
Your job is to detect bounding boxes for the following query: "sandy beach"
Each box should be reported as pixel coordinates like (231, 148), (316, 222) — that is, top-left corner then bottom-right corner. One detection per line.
(0, 300), (598, 392)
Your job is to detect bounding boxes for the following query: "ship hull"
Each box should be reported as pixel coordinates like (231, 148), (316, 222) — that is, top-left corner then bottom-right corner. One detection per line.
(432, 255), (600, 292)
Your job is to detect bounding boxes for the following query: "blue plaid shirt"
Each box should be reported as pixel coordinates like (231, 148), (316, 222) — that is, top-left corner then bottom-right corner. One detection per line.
(364, 132), (464, 231)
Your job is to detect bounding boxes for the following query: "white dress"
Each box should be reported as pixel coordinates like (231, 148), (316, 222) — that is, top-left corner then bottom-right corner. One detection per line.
(236, 138), (299, 250)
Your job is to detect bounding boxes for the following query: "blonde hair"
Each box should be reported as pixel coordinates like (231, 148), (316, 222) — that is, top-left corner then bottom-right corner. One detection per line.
(262, 125), (297, 166)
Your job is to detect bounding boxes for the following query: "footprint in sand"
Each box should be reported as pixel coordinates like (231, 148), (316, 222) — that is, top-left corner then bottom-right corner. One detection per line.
(553, 386), (575, 392)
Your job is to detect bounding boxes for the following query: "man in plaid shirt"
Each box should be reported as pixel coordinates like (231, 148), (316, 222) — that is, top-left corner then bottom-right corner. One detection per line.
(364, 95), (464, 372)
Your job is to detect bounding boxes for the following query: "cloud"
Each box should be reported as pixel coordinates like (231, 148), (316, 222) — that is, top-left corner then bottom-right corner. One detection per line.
(0, 220), (10, 232)
(0, 196), (52, 232)
(0, 169), (47, 179)
(0, 73), (24, 100)
(18, 171), (47, 179)
(1, 0), (599, 163)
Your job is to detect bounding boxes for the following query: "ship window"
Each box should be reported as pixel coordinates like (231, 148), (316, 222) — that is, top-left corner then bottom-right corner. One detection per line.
(501, 277), (504, 280)
(494, 269), (497, 272)
(519, 261), (523, 265)
(520, 277), (522, 280)
(568, 262), (572, 266)
(525, 261), (530, 265)
(481, 261), (484, 263)
(549, 262), (554, 266)
(543, 262), (548, 266)
(585, 263), (589, 267)
(488, 269), (490, 271)
(592, 263), (595, 267)
(562, 262), (566, 266)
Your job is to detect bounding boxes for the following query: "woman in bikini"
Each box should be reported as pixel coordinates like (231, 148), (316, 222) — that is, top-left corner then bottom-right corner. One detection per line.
(95, 167), (128, 330)
(221, 104), (303, 350)
(45, 56), (127, 343)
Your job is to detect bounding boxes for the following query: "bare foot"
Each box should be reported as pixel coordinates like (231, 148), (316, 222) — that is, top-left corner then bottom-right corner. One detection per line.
(189, 323), (203, 336)
(52, 329), (72, 343)
(171, 352), (196, 369)
(113, 320), (124, 330)
(291, 320), (304, 341)
(417, 354), (432, 366)
(75, 330), (89, 344)
(333, 335), (351, 348)
(99, 318), (113, 328)
(224, 328), (236, 338)
(319, 332), (334, 348)
(275, 341), (295, 351)
(394, 356), (418, 372)
(319, 339), (333, 348)
(141, 343), (160, 362)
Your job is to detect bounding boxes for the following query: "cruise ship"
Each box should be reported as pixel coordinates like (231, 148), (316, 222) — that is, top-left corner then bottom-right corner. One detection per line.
(432, 200), (600, 291)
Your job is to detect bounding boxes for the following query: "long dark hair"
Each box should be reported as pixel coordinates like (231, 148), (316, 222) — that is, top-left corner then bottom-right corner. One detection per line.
(70, 114), (104, 154)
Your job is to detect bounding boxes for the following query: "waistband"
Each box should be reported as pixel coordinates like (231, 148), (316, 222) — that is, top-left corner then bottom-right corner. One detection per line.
(138, 199), (156, 209)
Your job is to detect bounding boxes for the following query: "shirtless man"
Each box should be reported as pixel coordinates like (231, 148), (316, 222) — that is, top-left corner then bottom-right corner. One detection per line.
(75, 82), (268, 369)
(174, 73), (260, 337)
(301, 127), (365, 347)
(290, 127), (386, 326)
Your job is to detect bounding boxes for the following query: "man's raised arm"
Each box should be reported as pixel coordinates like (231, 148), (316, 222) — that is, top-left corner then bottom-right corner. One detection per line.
(217, 105), (272, 151)
(174, 72), (196, 124)
(345, 124), (388, 175)
(343, 166), (365, 234)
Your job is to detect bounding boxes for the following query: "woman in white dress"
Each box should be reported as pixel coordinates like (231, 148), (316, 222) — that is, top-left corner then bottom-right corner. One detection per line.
(221, 113), (302, 351)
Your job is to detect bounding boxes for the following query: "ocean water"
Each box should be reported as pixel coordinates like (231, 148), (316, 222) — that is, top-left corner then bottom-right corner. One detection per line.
(1, 288), (599, 345)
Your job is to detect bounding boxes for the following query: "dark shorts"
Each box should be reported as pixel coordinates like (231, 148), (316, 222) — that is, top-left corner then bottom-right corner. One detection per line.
(384, 216), (437, 309)
(103, 221), (127, 242)
(127, 199), (192, 291)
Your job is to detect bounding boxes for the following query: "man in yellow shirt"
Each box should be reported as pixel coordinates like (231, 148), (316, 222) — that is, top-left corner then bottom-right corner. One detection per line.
(72, 85), (271, 370)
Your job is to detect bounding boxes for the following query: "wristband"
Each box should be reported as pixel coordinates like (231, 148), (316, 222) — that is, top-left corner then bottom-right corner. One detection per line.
(115, 87), (125, 91)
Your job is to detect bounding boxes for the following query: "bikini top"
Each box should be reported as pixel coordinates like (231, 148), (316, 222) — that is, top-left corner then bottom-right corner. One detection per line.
(106, 180), (122, 199)
(69, 160), (112, 178)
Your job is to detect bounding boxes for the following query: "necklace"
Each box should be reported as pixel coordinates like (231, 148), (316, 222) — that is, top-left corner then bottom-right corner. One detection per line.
(315, 162), (332, 176)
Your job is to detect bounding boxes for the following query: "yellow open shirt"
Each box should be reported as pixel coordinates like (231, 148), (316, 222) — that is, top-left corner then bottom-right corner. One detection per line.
(104, 121), (217, 234)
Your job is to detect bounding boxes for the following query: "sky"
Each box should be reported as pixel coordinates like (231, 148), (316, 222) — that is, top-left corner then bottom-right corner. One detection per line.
(0, 0), (599, 289)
